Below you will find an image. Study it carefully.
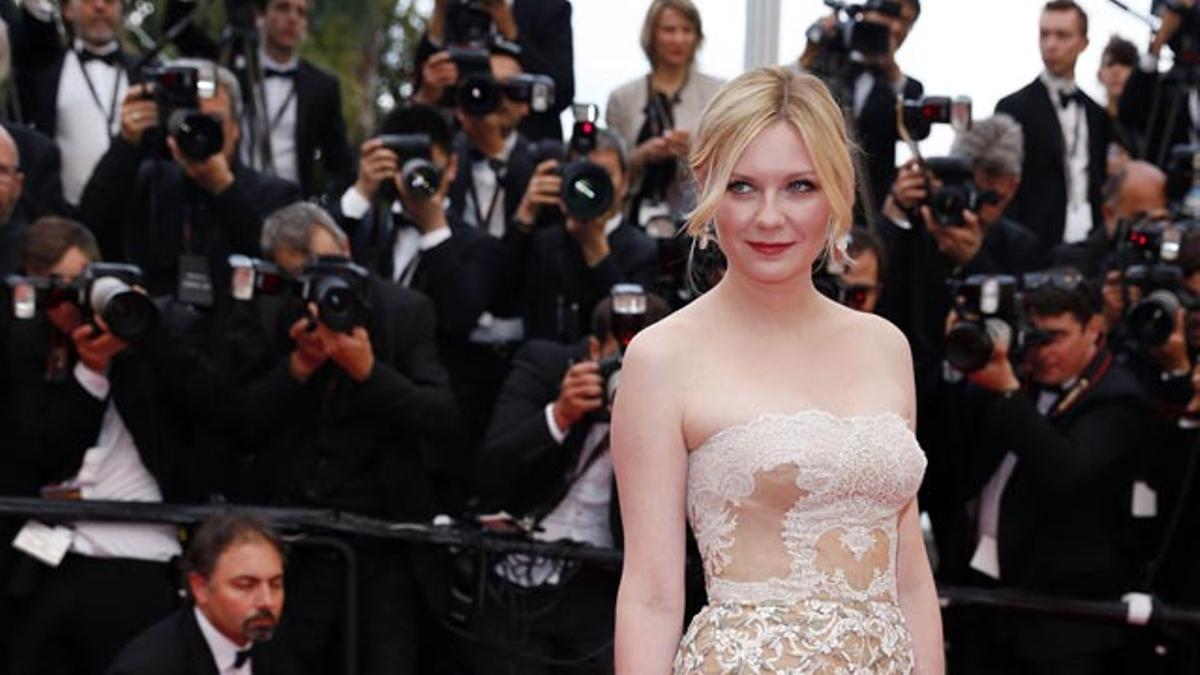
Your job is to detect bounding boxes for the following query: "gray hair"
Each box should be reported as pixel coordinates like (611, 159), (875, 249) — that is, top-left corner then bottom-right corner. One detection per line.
(261, 202), (348, 257)
(165, 58), (243, 120)
(950, 113), (1024, 178)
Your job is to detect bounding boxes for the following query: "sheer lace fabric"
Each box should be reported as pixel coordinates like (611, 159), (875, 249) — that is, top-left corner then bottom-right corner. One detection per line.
(674, 411), (927, 674)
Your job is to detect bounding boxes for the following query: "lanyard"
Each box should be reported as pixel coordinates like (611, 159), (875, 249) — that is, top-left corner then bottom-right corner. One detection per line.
(75, 52), (123, 137)
(467, 161), (505, 235)
(270, 83), (297, 129)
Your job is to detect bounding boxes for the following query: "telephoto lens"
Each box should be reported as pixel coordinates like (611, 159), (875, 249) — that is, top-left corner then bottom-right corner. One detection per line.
(1128, 290), (1182, 348)
(87, 276), (159, 342)
(169, 110), (224, 161)
(560, 160), (614, 221)
(310, 275), (367, 334)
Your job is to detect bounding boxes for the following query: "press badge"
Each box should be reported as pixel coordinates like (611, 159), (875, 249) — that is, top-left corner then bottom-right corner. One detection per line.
(13, 521), (72, 567)
(177, 254), (214, 308)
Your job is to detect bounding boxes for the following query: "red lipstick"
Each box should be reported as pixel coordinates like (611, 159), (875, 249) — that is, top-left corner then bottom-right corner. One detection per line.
(747, 241), (794, 256)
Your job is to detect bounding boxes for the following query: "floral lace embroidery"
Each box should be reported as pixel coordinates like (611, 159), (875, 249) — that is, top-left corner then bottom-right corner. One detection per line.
(676, 411), (927, 673)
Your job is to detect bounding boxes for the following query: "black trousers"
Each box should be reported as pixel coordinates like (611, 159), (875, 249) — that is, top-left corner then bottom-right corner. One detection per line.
(8, 554), (176, 675)
(273, 543), (418, 675)
(470, 563), (618, 675)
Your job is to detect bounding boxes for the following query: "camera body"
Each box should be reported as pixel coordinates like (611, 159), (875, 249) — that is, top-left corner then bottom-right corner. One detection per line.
(375, 133), (442, 201)
(809, 0), (901, 58)
(529, 106), (615, 221)
(946, 274), (1044, 373)
(229, 255), (371, 334)
(445, 0), (495, 48)
(900, 96), (972, 141)
(588, 284), (648, 422)
(923, 156), (998, 227)
(7, 263), (159, 342)
(447, 47), (555, 118)
(142, 65), (225, 161)
(1124, 263), (1198, 348)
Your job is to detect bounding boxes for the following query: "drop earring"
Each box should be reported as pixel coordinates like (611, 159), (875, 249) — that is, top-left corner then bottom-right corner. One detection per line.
(699, 222), (714, 250)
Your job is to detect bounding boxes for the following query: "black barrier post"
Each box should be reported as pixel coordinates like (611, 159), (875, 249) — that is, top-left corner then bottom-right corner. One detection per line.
(289, 535), (359, 675)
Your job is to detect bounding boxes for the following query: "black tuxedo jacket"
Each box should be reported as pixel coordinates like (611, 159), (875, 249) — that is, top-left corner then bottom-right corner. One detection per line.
(107, 607), (296, 675)
(3, 121), (71, 221)
(521, 219), (659, 343)
(956, 354), (1148, 659)
(76, 137), (300, 297)
(996, 78), (1110, 252)
(477, 339), (621, 545)
(853, 70), (923, 213)
(238, 277), (463, 519)
(2, 2), (144, 139)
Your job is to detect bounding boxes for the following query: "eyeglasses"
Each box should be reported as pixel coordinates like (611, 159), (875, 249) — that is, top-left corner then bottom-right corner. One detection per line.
(1023, 268), (1085, 292)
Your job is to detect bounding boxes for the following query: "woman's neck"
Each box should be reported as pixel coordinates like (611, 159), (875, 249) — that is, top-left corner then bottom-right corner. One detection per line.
(652, 62), (689, 95)
(714, 267), (826, 330)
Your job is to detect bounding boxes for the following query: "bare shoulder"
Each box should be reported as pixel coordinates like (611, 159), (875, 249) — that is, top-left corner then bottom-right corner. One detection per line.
(622, 300), (705, 375)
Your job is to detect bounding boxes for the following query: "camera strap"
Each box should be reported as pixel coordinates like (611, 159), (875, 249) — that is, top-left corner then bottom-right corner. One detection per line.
(75, 51), (124, 137)
(269, 84), (297, 130)
(1046, 349), (1114, 418)
(466, 160), (505, 236)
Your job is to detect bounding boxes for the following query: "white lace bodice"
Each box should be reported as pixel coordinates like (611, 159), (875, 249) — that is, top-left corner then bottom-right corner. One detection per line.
(686, 410), (927, 607)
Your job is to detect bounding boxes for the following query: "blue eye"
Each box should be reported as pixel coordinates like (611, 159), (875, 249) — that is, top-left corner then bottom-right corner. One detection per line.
(727, 180), (753, 195)
(787, 179), (816, 193)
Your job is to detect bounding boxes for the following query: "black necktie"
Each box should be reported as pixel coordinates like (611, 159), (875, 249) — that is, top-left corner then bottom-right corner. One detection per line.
(263, 67), (297, 79)
(233, 649), (252, 669)
(1058, 89), (1084, 110)
(77, 50), (119, 67)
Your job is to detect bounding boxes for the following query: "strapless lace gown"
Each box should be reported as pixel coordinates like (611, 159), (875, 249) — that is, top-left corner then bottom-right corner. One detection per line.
(674, 411), (927, 674)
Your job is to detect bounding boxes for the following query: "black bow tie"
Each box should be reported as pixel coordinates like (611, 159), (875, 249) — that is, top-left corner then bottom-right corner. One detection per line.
(77, 49), (119, 67)
(263, 67), (297, 79)
(1058, 89), (1084, 109)
(233, 649), (252, 669)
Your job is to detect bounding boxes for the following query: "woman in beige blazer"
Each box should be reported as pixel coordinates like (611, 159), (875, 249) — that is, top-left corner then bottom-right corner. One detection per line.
(605, 0), (724, 224)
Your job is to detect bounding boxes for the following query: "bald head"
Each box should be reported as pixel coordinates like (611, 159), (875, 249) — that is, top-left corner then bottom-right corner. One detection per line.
(0, 125), (21, 224)
(1104, 160), (1166, 237)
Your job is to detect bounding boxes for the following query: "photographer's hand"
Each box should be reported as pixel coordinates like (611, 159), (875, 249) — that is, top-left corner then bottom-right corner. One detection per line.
(964, 335), (1021, 394)
(552, 361), (604, 430)
(883, 160), (927, 222)
(922, 206), (984, 266)
(665, 129), (691, 159)
(414, 50), (459, 106)
(1152, 1), (1193, 56)
(632, 136), (675, 168)
(288, 311), (328, 384)
(119, 84), (158, 147)
(320, 324), (375, 383)
(1152, 307), (1191, 375)
(482, 0), (519, 41)
(514, 159), (564, 230)
(168, 137), (235, 195)
(566, 215), (611, 267)
(72, 316), (129, 375)
(353, 138), (399, 202)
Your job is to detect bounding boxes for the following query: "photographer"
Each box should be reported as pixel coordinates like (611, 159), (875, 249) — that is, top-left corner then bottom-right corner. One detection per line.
(996, 0), (1110, 252)
(947, 273), (1149, 674)
(166, 0), (355, 201)
(605, 0), (724, 224)
(517, 127), (658, 343)
(76, 58), (300, 302)
(414, 0), (574, 142)
(0, 0), (141, 207)
(473, 292), (670, 674)
(242, 203), (460, 675)
(800, 0), (923, 212)
(4, 216), (198, 674)
(878, 115), (1045, 389)
(818, 226), (887, 315)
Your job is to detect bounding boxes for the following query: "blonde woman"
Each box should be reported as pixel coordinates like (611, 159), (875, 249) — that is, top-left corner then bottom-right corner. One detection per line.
(605, 0), (723, 223)
(611, 67), (943, 673)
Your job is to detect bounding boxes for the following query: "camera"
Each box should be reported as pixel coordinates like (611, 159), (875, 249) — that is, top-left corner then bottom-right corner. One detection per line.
(7, 263), (159, 342)
(923, 156), (999, 227)
(900, 96), (972, 142)
(808, 0), (901, 58)
(143, 65), (225, 161)
(228, 255), (370, 333)
(375, 133), (442, 201)
(946, 275), (1023, 373)
(445, 0), (495, 48)
(588, 284), (648, 423)
(815, 270), (877, 312)
(447, 47), (555, 118)
(529, 104), (615, 221)
(1124, 264), (1198, 348)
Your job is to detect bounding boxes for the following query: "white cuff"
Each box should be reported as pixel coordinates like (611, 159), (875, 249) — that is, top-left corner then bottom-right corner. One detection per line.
(1140, 53), (1160, 74)
(891, 216), (913, 231)
(419, 227), (452, 251)
(1122, 592), (1154, 626)
(544, 403), (568, 444)
(339, 186), (372, 220)
(73, 362), (110, 400)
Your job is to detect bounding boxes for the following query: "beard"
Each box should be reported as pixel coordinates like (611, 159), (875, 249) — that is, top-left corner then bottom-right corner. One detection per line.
(242, 609), (278, 642)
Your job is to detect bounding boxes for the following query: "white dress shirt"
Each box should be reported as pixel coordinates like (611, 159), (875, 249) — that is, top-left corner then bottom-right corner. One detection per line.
(63, 364), (182, 562)
(57, 40), (128, 206)
(195, 607), (253, 675)
(495, 405), (613, 587)
(244, 49), (300, 184)
(462, 133), (518, 238)
(338, 187), (453, 285)
(1040, 71), (1092, 244)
